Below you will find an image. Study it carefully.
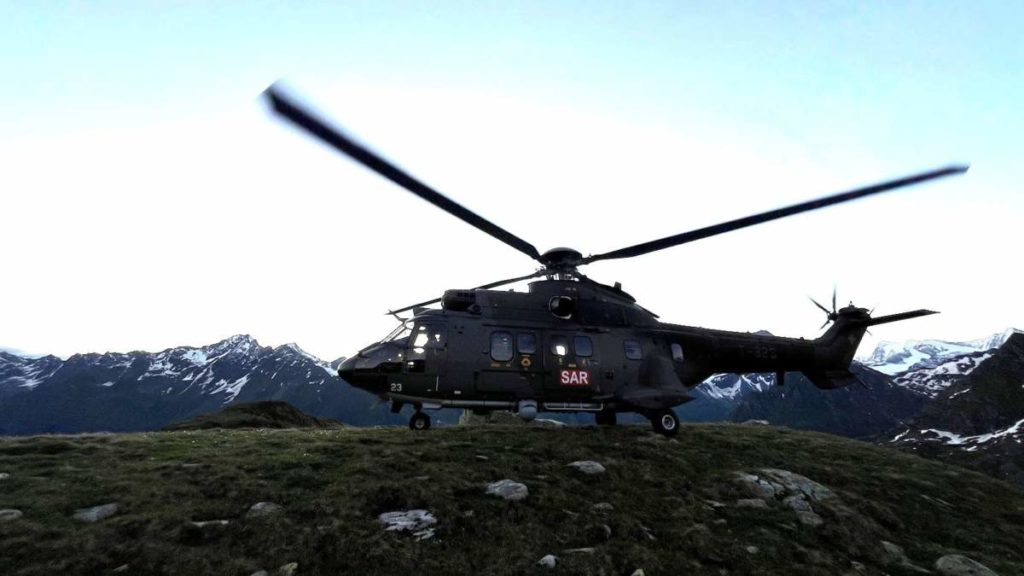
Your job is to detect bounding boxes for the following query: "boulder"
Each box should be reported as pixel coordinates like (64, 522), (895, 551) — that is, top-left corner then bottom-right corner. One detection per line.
(277, 562), (298, 576)
(567, 461), (606, 475)
(0, 509), (23, 522)
(378, 509), (438, 541)
(73, 503), (118, 523)
(935, 554), (999, 576)
(191, 519), (230, 528)
(537, 554), (557, 568)
(246, 502), (283, 519)
(0, 472), (10, 480)
(486, 479), (529, 502)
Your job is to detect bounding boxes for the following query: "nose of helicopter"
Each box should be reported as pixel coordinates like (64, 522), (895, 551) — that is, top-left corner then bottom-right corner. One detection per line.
(336, 343), (403, 394)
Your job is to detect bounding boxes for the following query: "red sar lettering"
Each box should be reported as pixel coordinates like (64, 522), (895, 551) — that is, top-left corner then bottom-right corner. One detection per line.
(559, 369), (590, 386)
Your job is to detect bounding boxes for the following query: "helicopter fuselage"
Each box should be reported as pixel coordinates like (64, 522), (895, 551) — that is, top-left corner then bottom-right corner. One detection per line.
(338, 279), (873, 420)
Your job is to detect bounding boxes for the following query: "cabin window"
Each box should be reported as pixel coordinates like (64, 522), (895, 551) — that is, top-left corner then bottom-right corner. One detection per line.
(574, 336), (593, 357)
(517, 332), (537, 355)
(671, 343), (684, 362)
(550, 335), (569, 357)
(490, 331), (514, 362)
(624, 339), (643, 360)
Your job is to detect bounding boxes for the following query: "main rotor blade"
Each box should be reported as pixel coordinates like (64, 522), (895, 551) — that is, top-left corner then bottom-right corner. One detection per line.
(387, 270), (547, 315)
(264, 84), (542, 262)
(582, 165), (969, 264)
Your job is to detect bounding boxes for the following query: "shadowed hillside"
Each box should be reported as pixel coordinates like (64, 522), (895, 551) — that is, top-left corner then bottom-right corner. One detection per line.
(162, 401), (344, 431)
(1, 424), (1022, 575)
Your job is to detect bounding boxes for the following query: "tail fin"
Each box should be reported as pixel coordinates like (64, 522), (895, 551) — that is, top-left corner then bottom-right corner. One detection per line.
(864, 309), (938, 327)
(805, 307), (938, 389)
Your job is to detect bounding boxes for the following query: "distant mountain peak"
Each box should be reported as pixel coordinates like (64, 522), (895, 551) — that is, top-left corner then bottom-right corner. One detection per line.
(205, 334), (262, 355)
(863, 328), (1021, 376)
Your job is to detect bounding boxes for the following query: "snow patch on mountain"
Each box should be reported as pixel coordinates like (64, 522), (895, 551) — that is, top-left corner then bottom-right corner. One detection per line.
(862, 328), (1021, 376)
(893, 352), (993, 398)
(211, 375), (250, 403)
(182, 349), (208, 365)
(907, 417), (1024, 448)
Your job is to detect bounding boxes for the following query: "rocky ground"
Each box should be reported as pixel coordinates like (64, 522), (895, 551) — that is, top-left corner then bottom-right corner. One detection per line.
(1, 423), (1022, 575)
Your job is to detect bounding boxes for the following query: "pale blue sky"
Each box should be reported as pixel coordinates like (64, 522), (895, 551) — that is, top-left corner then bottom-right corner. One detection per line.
(1, 2), (1021, 359)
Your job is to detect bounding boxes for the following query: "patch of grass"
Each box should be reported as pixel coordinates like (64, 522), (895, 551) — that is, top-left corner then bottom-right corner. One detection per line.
(1, 424), (1023, 575)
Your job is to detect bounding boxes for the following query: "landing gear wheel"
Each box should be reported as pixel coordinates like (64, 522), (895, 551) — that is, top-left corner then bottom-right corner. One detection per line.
(596, 410), (617, 427)
(650, 409), (679, 437)
(409, 412), (431, 431)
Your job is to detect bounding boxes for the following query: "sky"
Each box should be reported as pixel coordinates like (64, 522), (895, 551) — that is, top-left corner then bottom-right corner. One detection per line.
(1, 1), (1022, 361)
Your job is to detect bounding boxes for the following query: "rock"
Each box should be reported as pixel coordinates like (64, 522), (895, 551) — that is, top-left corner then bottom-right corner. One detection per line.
(734, 473), (779, 500)
(73, 503), (118, 523)
(0, 472), (10, 480)
(736, 498), (769, 509)
(112, 565), (129, 573)
(567, 461), (606, 475)
(640, 524), (657, 541)
(934, 554), (998, 576)
(630, 570), (646, 576)
(592, 502), (614, 511)
(713, 519), (727, 526)
(246, 502), (283, 519)
(475, 455), (489, 461)
(796, 511), (824, 527)
(563, 547), (596, 554)
(378, 509), (437, 541)
(881, 541), (931, 573)
(760, 469), (835, 502)
(277, 562), (298, 576)
(0, 509), (24, 522)
(746, 545), (759, 554)
(538, 554), (557, 568)
(485, 479), (529, 501)
(705, 499), (726, 508)
(783, 494), (813, 512)
(191, 519), (230, 528)
(595, 523), (612, 540)
(881, 541), (906, 564)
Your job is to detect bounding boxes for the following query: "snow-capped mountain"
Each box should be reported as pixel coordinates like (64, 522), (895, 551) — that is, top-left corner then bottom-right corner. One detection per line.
(890, 332), (1024, 487)
(698, 373), (774, 400)
(862, 328), (1022, 375)
(0, 335), (408, 435)
(728, 365), (928, 438)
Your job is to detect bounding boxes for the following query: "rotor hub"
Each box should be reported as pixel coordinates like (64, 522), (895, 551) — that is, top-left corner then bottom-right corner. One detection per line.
(540, 247), (583, 269)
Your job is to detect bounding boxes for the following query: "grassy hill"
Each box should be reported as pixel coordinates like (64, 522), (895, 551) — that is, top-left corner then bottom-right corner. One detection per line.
(161, 401), (345, 431)
(2, 423), (1023, 575)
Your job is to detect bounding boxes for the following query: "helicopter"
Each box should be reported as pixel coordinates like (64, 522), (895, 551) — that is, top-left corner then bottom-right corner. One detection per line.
(264, 85), (967, 437)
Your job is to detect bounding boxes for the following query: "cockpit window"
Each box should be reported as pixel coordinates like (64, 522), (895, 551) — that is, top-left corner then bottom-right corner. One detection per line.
(382, 321), (413, 344)
(412, 323), (446, 349)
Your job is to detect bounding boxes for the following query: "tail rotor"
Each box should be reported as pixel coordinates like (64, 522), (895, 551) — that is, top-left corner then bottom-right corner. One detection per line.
(809, 286), (839, 329)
